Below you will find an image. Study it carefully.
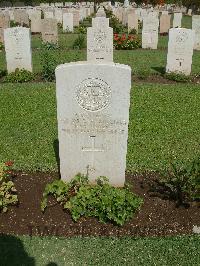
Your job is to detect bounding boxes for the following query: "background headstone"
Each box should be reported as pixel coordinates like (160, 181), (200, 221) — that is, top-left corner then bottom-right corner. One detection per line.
(42, 18), (58, 44)
(192, 15), (200, 50)
(173, 12), (182, 28)
(63, 13), (73, 32)
(87, 17), (113, 62)
(160, 14), (171, 34)
(142, 14), (159, 49)
(166, 28), (195, 75)
(4, 27), (32, 73)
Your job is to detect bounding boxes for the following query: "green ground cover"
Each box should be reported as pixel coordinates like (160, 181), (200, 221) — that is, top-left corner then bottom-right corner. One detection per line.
(0, 235), (200, 266)
(0, 82), (199, 172)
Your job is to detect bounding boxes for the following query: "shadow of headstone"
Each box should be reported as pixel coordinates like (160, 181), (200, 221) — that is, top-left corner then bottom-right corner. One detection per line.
(0, 234), (35, 266)
(53, 139), (60, 177)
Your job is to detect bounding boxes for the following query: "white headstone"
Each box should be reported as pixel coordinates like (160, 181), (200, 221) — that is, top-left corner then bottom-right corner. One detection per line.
(128, 13), (138, 33)
(44, 11), (54, 19)
(124, 0), (129, 8)
(4, 27), (32, 73)
(87, 17), (113, 62)
(173, 12), (182, 28)
(55, 8), (63, 24)
(142, 14), (159, 49)
(55, 61), (131, 186)
(192, 15), (200, 50)
(188, 9), (192, 16)
(41, 18), (58, 44)
(63, 12), (73, 32)
(30, 10), (41, 33)
(0, 12), (10, 43)
(160, 14), (171, 34)
(166, 28), (195, 75)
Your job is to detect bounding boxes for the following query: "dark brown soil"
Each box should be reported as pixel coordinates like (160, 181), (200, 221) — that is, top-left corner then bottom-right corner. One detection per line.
(0, 171), (199, 238)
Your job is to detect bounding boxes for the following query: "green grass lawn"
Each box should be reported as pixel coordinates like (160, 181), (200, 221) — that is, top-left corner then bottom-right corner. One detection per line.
(0, 82), (199, 172)
(0, 235), (200, 265)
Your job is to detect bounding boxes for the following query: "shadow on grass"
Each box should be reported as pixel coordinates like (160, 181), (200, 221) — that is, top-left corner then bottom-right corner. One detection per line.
(0, 234), (35, 266)
(53, 139), (60, 177)
(151, 66), (166, 75)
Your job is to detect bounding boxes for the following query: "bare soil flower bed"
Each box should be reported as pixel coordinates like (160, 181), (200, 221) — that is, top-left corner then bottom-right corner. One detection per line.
(0, 171), (199, 238)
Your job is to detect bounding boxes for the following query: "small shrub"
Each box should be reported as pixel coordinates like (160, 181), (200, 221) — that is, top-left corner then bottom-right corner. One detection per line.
(74, 25), (87, 34)
(41, 174), (143, 226)
(0, 69), (7, 79)
(156, 158), (200, 205)
(165, 72), (191, 83)
(41, 50), (57, 81)
(129, 28), (137, 34)
(72, 34), (86, 49)
(42, 42), (59, 50)
(0, 161), (18, 213)
(114, 34), (141, 50)
(136, 68), (151, 80)
(4, 69), (35, 83)
(0, 42), (4, 51)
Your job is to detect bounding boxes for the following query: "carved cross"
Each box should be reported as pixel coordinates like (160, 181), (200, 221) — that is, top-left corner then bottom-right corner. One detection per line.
(82, 135), (104, 172)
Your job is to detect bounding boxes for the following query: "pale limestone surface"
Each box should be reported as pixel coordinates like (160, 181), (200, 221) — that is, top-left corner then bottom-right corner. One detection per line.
(55, 61), (131, 187)
(173, 12), (182, 28)
(0, 12), (9, 42)
(166, 28), (195, 75)
(192, 15), (200, 50)
(160, 14), (171, 33)
(87, 17), (113, 62)
(4, 27), (32, 73)
(63, 12), (73, 32)
(72, 10), (80, 26)
(14, 9), (29, 26)
(128, 13), (138, 33)
(44, 11), (54, 19)
(41, 18), (58, 44)
(30, 10), (41, 33)
(55, 8), (63, 24)
(142, 14), (159, 49)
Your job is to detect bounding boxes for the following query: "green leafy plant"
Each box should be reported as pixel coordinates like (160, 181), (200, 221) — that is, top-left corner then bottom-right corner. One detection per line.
(136, 68), (151, 80)
(74, 25), (87, 34)
(42, 42), (59, 50)
(41, 50), (57, 82)
(129, 28), (137, 34)
(72, 34), (86, 49)
(165, 72), (191, 83)
(114, 34), (141, 50)
(156, 157), (200, 205)
(0, 69), (7, 79)
(4, 69), (35, 83)
(41, 174), (143, 226)
(0, 161), (18, 213)
(0, 42), (4, 51)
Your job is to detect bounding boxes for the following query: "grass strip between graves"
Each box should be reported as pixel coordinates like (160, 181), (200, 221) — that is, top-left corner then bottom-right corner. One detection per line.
(0, 235), (199, 265)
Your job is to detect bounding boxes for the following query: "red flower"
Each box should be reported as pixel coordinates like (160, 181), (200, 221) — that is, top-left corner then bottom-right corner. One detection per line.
(114, 33), (119, 39)
(121, 34), (126, 41)
(5, 161), (14, 167)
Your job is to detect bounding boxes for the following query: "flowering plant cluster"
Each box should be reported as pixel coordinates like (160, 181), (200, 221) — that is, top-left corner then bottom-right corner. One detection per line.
(0, 161), (18, 213)
(113, 34), (141, 50)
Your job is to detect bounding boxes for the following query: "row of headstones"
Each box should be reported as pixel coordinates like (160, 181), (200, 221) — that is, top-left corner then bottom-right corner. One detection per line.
(2, 14), (196, 77)
(0, 6), (95, 43)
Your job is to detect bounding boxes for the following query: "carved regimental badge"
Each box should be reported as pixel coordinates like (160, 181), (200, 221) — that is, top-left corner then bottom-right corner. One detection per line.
(76, 78), (111, 112)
